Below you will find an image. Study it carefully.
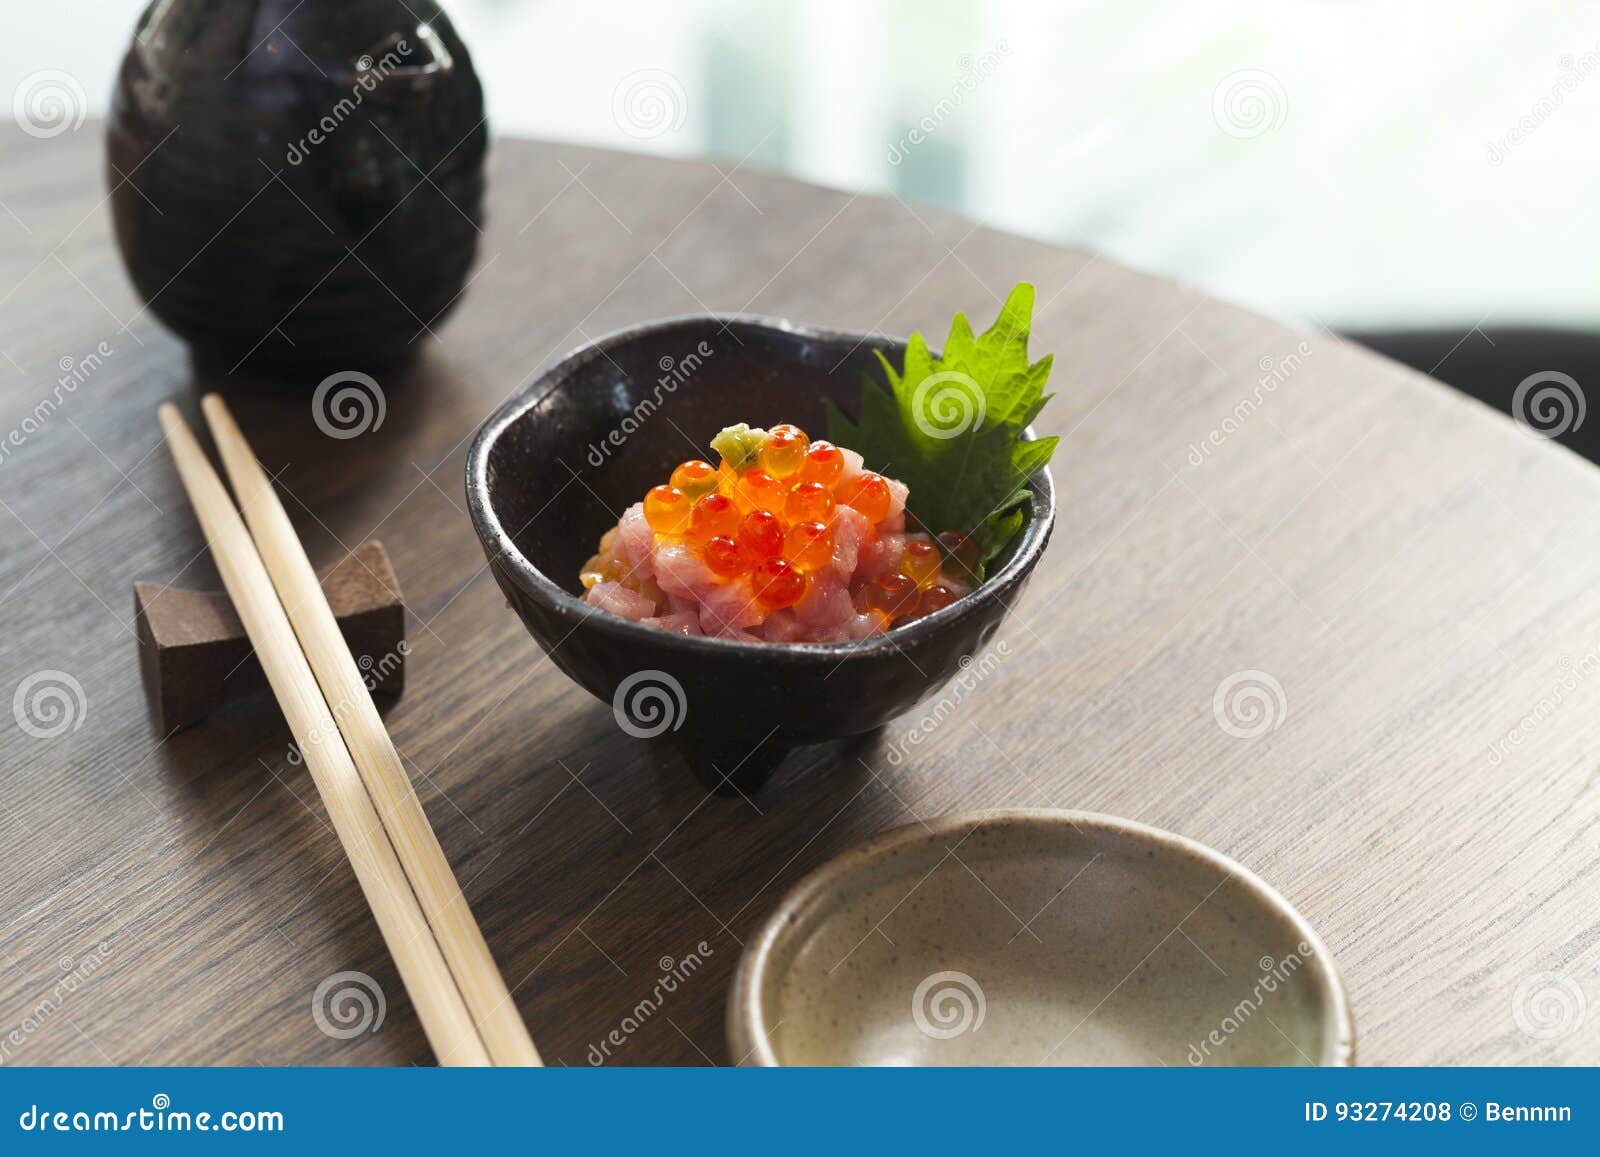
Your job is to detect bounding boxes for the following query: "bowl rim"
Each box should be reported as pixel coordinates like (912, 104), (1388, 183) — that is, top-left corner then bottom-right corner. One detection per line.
(726, 808), (1357, 1067)
(465, 313), (1057, 662)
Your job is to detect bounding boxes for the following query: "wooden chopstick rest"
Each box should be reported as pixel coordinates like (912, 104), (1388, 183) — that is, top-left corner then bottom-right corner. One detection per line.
(158, 403), (491, 1067)
(199, 394), (541, 1067)
(135, 539), (406, 732)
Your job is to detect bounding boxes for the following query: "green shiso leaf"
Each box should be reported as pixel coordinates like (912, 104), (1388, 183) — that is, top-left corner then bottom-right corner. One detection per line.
(826, 282), (1058, 580)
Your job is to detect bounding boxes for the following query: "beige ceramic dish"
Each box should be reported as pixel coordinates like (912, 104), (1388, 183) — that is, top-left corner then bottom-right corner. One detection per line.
(728, 810), (1354, 1066)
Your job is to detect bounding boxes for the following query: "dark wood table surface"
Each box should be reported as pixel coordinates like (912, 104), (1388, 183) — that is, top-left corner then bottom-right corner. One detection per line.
(2, 125), (1597, 1066)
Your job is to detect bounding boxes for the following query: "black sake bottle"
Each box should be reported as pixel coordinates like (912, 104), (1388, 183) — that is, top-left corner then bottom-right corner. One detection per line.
(107, 0), (489, 376)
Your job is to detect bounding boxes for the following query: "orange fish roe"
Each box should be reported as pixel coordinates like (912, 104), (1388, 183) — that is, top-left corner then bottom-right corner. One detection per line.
(936, 530), (980, 581)
(752, 559), (806, 609)
(798, 440), (844, 487)
(784, 520), (834, 572)
(737, 509), (784, 562)
(785, 480), (834, 523)
(703, 534), (746, 577)
(760, 424), (809, 478)
(643, 484), (691, 534)
(837, 471), (891, 523)
(688, 492), (740, 545)
(901, 537), (941, 587)
(918, 583), (959, 616)
(670, 458), (718, 499)
(861, 571), (917, 618)
(580, 422), (973, 641)
(737, 467), (786, 514)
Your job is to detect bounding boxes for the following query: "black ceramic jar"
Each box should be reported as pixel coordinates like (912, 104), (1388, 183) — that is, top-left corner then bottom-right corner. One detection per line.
(107, 0), (488, 375)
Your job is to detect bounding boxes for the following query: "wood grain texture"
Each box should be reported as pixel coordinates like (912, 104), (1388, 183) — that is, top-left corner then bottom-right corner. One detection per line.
(1, 124), (1597, 1067)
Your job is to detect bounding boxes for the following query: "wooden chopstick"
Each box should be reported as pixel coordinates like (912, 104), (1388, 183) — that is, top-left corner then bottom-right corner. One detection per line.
(158, 404), (492, 1067)
(199, 394), (541, 1067)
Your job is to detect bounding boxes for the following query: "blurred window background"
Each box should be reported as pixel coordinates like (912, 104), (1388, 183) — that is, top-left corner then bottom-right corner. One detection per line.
(8, 0), (1599, 429)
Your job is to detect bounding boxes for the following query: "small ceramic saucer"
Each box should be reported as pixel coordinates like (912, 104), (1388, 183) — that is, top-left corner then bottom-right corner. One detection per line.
(728, 810), (1354, 1066)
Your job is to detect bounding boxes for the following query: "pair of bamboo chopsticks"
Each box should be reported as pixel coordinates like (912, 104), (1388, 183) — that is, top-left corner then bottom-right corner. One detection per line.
(159, 396), (540, 1067)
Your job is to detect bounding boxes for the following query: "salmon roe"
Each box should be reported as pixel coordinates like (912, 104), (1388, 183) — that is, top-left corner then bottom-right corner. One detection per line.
(689, 492), (740, 545)
(786, 481), (834, 523)
(901, 538), (941, 587)
(799, 441), (845, 487)
(862, 572), (917, 618)
(785, 520), (834, 572)
(670, 459), (718, 498)
(738, 509), (784, 562)
(703, 535), (746, 577)
(737, 467), (786, 514)
(643, 484), (691, 534)
(588, 423), (975, 640)
(760, 424), (810, 479)
(752, 559), (806, 609)
(837, 472), (891, 523)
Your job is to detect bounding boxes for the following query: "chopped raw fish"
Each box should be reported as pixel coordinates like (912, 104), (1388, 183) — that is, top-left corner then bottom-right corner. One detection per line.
(828, 505), (871, 577)
(885, 477), (908, 520)
(857, 531), (906, 581)
(816, 612), (885, 643)
(663, 592), (700, 616)
(644, 611), (703, 636)
(617, 503), (656, 577)
(699, 577), (767, 636)
(840, 612), (883, 640)
(757, 609), (805, 642)
(793, 569), (854, 631)
(585, 581), (657, 620)
(654, 540), (719, 601)
(579, 422), (986, 643)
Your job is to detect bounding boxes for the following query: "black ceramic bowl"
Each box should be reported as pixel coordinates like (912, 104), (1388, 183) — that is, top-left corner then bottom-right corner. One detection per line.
(465, 317), (1055, 793)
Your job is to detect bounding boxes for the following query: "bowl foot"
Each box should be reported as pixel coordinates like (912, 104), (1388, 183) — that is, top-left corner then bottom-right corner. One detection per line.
(680, 738), (794, 796)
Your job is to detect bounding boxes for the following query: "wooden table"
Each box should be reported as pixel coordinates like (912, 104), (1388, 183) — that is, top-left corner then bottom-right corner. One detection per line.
(1, 126), (1596, 1067)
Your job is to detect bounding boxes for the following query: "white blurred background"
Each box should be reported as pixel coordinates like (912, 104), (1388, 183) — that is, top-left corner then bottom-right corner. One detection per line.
(5, 0), (1598, 330)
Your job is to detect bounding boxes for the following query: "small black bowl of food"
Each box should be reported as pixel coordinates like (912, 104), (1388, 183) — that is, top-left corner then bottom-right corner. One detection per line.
(465, 286), (1057, 793)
